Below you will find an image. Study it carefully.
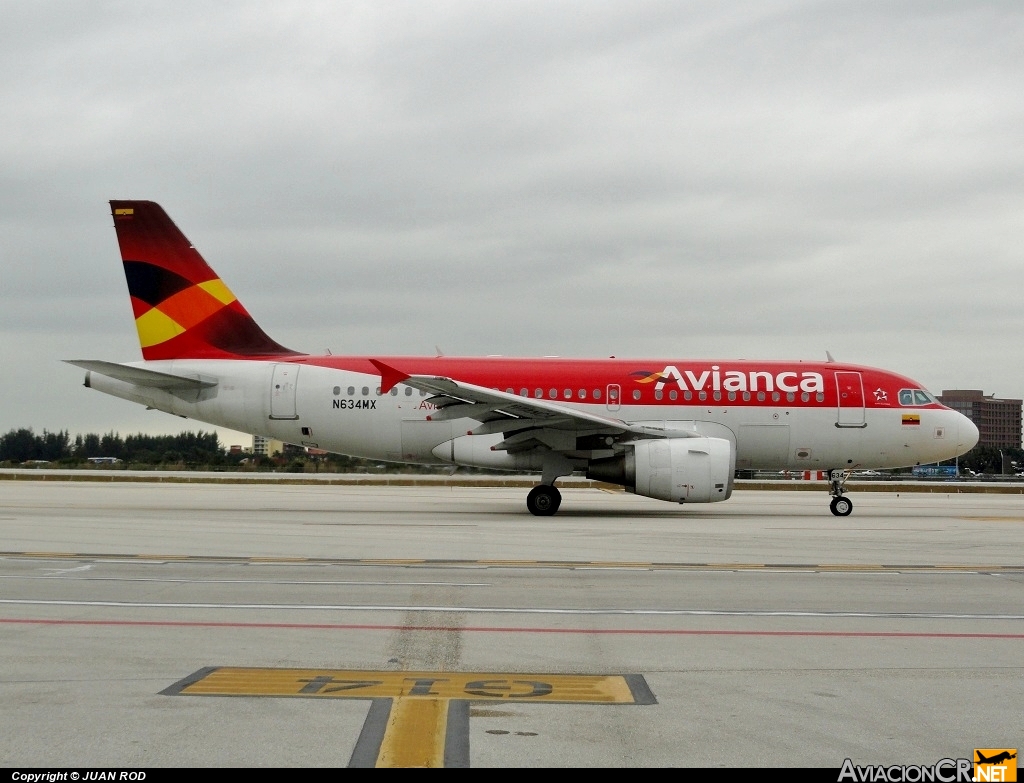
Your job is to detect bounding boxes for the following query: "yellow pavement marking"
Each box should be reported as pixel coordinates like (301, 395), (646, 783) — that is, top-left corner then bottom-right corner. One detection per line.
(706, 563), (766, 569)
(960, 516), (1024, 523)
(167, 667), (651, 768)
(377, 697), (448, 768)
(817, 563), (884, 570)
(176, 668), (638, 703)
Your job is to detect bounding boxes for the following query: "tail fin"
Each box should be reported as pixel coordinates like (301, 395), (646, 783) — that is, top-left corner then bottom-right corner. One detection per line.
(110, 200), (298, 360)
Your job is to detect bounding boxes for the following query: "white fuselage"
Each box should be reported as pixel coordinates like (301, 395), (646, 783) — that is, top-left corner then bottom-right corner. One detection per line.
(85, 359), (976, 472)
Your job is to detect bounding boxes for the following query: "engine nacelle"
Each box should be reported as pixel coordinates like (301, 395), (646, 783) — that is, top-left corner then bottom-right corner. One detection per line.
(587, 436), (734, 503)
(431, 434), (546, 473)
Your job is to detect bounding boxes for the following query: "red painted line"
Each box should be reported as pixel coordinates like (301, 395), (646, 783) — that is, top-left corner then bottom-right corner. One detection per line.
(2, 617), (1022, 639)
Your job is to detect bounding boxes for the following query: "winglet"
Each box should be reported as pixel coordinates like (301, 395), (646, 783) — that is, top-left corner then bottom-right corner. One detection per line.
(370, 359), (410, 394)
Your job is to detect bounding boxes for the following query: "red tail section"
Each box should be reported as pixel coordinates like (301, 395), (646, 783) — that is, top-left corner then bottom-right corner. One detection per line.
(110, 201), (298, 360)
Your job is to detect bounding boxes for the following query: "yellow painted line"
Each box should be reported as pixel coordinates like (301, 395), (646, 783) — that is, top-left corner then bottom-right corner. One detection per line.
(249, 556), (309, 562)
(165, 667), (653, 767)
(136, 554), (190, 560)
(582, 561), (655, 568)
(377, 697), (447, 768)
(361, 559), (426, 565)
(705, 563), (767, 569)
(20, 551), (79, 558)
(960, 516), (1024, 523)
(175, 668), (639, 703)
(817, 564), (885, 570)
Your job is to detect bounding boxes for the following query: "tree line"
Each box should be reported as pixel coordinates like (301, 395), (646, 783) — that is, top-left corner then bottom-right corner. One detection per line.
(1, 426), (1020, 475)
(0, 428), (231, 466)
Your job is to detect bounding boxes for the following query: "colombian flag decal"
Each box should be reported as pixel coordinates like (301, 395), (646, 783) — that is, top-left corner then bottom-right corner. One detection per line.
(902, 415), (921, 426)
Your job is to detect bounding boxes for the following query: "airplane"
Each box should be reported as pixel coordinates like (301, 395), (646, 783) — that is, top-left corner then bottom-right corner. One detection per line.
(976, 751), (1016, 765)
(67, 200), (980, 517)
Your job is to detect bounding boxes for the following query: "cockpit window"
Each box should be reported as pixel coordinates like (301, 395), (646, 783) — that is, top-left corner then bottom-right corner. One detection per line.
(899, 389), (935, 406)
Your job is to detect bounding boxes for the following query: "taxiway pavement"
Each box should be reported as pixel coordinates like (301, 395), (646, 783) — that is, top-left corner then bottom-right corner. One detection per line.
(1, 480), (1021, 767)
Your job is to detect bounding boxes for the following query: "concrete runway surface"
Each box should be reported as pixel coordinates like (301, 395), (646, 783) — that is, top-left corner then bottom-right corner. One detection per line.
(1, 479), (1022, 767)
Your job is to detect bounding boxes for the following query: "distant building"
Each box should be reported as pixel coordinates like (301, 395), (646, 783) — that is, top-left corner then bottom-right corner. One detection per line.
(252, 435), (284, 457)
(937, 390), (1022, 449)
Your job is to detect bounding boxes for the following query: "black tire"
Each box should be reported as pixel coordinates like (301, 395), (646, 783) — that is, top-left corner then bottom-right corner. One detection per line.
(830, 496), (853, 517)
(527, 485), (561, 516)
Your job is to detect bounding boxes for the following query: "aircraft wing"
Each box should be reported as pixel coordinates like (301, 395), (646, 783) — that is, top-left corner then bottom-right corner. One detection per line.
(371, 359), (698, 444)
(65, 360), (218, 390)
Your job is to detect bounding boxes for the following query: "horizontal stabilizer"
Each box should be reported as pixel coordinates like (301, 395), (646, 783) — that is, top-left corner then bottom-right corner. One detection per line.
(64, 360), (217, 390)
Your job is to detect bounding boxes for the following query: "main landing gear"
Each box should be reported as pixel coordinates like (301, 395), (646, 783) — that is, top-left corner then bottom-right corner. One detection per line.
(527, 484), (561, 516)
(528, 455), (573, 516)
(828, 469), (853, 516)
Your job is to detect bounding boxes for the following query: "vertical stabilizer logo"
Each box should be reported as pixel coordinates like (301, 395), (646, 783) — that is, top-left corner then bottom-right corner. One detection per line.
(975, 749), (1017, 782)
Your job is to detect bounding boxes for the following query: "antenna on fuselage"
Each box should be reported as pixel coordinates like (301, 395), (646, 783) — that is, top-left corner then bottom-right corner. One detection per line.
(825, 351), (836, 363)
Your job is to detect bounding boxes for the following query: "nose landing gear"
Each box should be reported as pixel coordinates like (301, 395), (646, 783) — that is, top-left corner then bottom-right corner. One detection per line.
(828, 469), (852, 516)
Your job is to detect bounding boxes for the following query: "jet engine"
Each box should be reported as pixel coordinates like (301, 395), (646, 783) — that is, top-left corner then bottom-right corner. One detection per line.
(587, 436), (734, 503)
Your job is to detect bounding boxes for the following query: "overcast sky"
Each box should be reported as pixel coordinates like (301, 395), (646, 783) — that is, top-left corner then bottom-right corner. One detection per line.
(2, 1), (1022, 447)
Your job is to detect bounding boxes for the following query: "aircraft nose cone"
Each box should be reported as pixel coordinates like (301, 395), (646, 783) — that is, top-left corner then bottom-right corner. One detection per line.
(958, 414), (979, 452)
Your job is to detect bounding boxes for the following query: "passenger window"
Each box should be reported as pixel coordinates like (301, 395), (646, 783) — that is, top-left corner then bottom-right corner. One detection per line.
(801, 392), (809, 402)
(405, 387), (413, 396)
(564, 389), (572, 399)
(786, 392), (795, 402)
(632, 390), (641, 400)
(698, 391), (707, 401)
(332, 386), (340, 396)
(593, 389), (602, 400)
(757, 392), (765, 402)
(713, 391), (721, 401)
(535, 388), (543, 398)
(684, 391), (692, 401)
(520, 388), (528, 396)
(347, 386), (355, 395)
(361, 386), (369, 396)
(578, 389), (586, 400)
(727, 392), (736, 401)
(772, 392), (780, 402)
(655, 390), (663, 400)
(669, 390), (678, 401)
(390, 388), (398, 396)
(816, 392), (825, 402)
(549, 388), (557, 399)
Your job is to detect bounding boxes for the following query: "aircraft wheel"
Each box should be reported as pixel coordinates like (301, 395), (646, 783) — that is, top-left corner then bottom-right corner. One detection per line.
(830, 496), (853, 517)
(527, 485), (561, 516)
